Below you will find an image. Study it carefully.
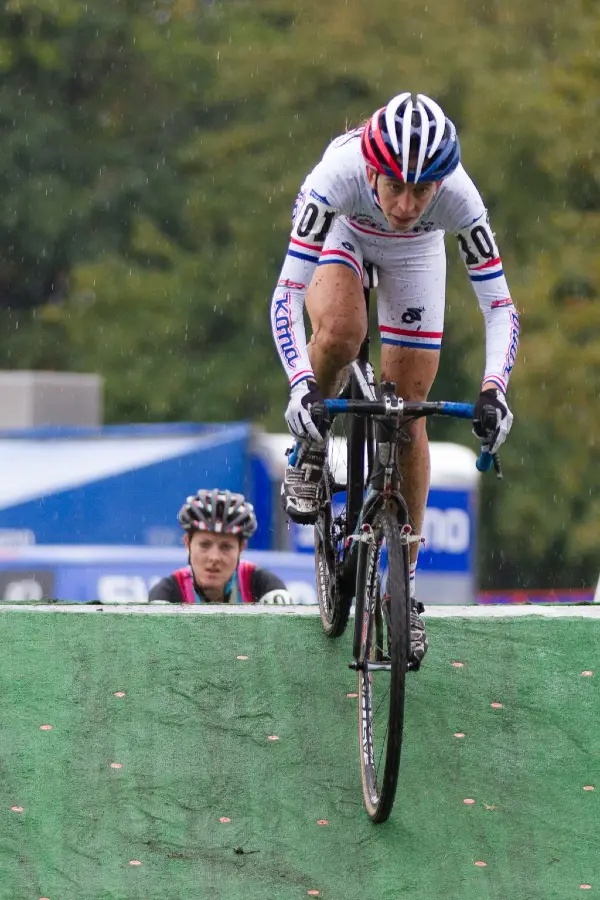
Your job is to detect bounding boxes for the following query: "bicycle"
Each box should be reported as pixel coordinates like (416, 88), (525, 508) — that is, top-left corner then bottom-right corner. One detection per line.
(293, 268), (499, 823)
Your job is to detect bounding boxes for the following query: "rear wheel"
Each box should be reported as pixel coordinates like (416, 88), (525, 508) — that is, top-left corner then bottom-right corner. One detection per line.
(314, 380), (365, 637)
(314, 364), (373, 638)
(356, 500), (410, 823)
(314, 449), (354, 637)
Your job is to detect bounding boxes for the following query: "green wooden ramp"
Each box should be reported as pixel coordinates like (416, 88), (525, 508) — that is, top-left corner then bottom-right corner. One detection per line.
(0, 610), (598, 900)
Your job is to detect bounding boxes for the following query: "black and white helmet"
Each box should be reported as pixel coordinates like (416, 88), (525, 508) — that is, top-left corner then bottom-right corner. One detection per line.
(178, 489), (257, 539)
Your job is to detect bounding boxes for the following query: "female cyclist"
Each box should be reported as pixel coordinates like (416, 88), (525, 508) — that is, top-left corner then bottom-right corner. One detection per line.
(270, 92), (519, 665)
(149, 489), (292, 605)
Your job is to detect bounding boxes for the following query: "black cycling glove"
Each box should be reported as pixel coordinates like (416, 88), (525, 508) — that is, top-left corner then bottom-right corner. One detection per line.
(473, 388), (513, 453)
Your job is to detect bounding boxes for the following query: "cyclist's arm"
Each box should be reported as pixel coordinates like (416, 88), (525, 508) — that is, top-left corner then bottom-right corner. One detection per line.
(270, 167), (345, 390)
(148, 575), (182, 603)
(251, 567), (293, 605)
(455, 210), (520, 393)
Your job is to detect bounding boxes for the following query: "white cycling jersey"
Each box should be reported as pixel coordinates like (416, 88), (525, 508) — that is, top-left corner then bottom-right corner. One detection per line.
(270, 127), (519, 395)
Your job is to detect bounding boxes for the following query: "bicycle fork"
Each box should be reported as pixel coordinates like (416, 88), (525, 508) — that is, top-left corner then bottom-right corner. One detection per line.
(350, 521), (379, 667)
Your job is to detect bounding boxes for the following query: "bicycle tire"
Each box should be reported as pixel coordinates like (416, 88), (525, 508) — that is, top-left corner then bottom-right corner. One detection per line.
(314, 459), (353, 636)
(355, 498), (410, 823)
(314, 377), (365, 638)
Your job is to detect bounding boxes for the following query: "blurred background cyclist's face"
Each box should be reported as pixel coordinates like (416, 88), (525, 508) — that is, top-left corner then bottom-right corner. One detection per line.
(185, 531), (242, 590)
(367, 167), (437, 232)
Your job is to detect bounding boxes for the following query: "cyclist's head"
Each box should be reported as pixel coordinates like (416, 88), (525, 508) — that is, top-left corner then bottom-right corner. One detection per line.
(178, 489), (258, 541)
(179, 490), (257, 593)
(361, 93), (461, 184)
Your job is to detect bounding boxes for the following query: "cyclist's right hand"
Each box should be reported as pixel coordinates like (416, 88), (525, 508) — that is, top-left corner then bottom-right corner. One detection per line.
(285, 379), (325, 443)
(472, 388), (513, 454)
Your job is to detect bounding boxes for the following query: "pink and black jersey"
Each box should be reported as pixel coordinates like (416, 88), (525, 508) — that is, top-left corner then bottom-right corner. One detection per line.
(148, 561), (285, 604)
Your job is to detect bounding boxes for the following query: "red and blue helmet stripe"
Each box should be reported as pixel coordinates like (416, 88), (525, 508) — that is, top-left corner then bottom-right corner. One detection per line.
(361, 93), (461, 184)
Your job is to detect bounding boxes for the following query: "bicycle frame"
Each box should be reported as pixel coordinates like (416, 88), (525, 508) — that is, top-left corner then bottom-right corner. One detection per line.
(321, 384), (493, 629)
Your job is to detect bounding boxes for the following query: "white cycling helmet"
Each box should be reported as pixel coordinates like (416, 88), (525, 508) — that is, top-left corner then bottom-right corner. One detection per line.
(361, 92), (461, 183)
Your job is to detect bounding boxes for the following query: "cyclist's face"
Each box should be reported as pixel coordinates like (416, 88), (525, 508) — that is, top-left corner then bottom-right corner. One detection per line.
(185, 531), (243, 589)
(367, 167), (437, 231)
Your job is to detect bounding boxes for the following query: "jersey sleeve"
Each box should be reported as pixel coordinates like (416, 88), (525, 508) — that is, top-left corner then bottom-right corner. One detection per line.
(455, 211), (519, 393)
(249, 567), (287, 602)
(271, 159), (347, 388)
(148, 575), (183, 603)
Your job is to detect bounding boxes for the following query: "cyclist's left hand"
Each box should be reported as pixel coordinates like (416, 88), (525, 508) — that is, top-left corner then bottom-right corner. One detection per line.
(473, 388), (513, 454)
(259, 589), (294, 606)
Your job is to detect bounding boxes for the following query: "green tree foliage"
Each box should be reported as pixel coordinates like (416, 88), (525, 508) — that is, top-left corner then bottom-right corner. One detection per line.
(1, 0), (599, 588)
(0, 0), (218, 309)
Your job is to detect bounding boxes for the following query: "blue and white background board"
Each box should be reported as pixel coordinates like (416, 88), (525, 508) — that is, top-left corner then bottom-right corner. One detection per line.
(0, 424), (480, 604)
(0, 423), (254, 547)
(0, 546), (317, 605)
(253, 434), (480, 604)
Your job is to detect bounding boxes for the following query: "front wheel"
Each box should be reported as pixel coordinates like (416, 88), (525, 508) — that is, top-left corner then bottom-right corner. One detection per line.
(355, 499), (410, 823)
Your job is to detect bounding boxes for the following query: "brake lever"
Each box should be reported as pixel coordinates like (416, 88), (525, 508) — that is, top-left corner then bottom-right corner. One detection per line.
(476, 449), (503, 479)
(492, 453), (503, 479)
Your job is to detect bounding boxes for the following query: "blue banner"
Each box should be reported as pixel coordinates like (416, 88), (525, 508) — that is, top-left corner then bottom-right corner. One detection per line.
(418, 488), (473, 575)
(0, 424), (256, 547)
(289, 487), (473, 575)
(0, 547), (318, 605)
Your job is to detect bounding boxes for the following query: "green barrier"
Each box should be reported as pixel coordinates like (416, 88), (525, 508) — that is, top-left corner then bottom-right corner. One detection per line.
(0, 613), (598, 899)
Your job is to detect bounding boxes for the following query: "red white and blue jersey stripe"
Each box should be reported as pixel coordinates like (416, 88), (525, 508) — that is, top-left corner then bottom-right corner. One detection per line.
(317, 247), (363, 280)
(380, 326), (443, 351)
(287, 236), (322, 265)
(468, 256), (504, 283)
